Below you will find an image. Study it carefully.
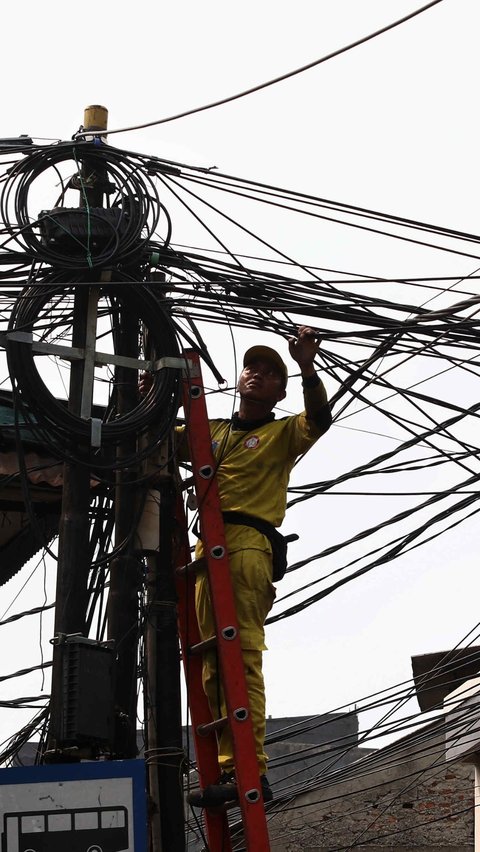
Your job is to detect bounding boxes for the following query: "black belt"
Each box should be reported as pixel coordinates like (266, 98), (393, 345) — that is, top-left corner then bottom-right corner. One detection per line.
(221, 511), (298, 582)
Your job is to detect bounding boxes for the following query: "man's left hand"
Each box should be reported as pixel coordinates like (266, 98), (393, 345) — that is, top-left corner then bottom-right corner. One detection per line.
(288, 326), (319, 373)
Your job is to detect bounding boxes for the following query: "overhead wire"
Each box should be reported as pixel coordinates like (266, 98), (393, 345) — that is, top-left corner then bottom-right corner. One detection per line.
(74, 1), (445, 138)
(2, 116), (480, 828)
(256, 627), (480, 839)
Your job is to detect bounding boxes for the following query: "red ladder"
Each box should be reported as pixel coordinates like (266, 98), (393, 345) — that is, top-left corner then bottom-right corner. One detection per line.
(175, 349), (271, 852)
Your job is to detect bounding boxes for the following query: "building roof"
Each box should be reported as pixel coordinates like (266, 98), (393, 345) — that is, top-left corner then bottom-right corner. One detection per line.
(411, 647), (480, 711)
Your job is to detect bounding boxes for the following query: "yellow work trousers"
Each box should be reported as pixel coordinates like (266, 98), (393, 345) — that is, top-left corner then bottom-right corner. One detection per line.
(195, 546), (276, 775)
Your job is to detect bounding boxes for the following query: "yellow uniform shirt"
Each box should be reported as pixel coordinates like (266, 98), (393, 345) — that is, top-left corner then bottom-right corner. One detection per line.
(186, 411), (322, 556)
(188, 411), (324, 651)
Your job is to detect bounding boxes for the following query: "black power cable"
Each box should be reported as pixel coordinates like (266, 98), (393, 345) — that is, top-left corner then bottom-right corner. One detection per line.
(0, 142), (171, 269)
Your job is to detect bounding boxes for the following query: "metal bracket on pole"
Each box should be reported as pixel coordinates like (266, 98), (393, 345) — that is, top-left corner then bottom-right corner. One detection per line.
(152, 356), (190, 372)
(50, 632), (115, 649)
(0, 333), (191, 375)
(90, 418), (102, 448)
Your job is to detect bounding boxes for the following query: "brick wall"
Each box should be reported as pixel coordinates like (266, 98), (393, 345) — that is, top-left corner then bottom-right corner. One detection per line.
(265, 722), (474, 850)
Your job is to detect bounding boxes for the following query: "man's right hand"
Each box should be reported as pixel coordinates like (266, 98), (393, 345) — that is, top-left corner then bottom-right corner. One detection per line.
(138, 371), (153, 397)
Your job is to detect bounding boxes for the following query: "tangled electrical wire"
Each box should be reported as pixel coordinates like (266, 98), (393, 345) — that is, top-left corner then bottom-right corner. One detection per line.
(1, 136), (480, 606)
(2, 137), (480, 842)
(6, 279), (181, 466)
(0, 141), (184, 465)
(182, 634), (480, 849)
(0, 140), (172, 269)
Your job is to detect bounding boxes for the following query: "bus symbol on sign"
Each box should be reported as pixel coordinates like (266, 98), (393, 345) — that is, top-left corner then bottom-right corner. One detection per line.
(1, 805), (129, 852)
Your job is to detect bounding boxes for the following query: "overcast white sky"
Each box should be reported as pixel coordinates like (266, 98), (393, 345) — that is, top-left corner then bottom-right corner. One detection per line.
(1, 0), (480, 752)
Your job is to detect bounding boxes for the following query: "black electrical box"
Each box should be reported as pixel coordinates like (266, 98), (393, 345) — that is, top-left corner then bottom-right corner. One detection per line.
(38, 207), (127, 252)
(60, 636), (115, 748)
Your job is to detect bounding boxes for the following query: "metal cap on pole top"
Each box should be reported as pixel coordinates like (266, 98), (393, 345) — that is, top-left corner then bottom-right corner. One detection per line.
(83, 104), (108, 133)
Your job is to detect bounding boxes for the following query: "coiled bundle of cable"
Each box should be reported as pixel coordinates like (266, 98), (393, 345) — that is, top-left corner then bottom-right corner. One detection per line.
(0, 141), (172, 270)
(6, 280), (181, 469)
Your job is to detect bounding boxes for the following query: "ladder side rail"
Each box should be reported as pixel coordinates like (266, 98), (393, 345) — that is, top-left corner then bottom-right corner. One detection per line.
(174, 497), (233, 852)
(181, 350), (271, 851)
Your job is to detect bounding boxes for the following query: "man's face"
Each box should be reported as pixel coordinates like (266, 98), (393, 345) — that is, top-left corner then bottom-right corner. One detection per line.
(237, 358), (286, 408)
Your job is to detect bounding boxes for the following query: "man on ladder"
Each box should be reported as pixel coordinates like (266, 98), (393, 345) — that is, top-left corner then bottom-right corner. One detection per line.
(186, 325), (332, 807)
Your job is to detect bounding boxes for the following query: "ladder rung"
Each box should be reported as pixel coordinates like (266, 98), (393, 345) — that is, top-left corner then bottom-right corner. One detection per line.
(207, 796), (259, 813)
(197, 716), (228, 737)
(189, 636), (217, 655)
(176, 556), (206, 577)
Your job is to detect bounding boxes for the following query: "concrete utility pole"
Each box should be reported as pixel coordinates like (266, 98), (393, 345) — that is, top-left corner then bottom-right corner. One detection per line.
(40, 106), (186, 847)
(137, 315), (186, 851)
(107, 303), (142, 759)
(140, 474), (186, 852)
(45, 105), (109, 759)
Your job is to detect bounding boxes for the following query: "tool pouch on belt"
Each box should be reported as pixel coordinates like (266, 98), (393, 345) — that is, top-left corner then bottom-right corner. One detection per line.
(222, 511), (297, 582)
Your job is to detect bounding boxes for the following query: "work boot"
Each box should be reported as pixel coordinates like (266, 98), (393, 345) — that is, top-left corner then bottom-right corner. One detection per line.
(187, 771), (238, 808)
(260, 774), (273, 803)
(188, 772), (274, 808)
